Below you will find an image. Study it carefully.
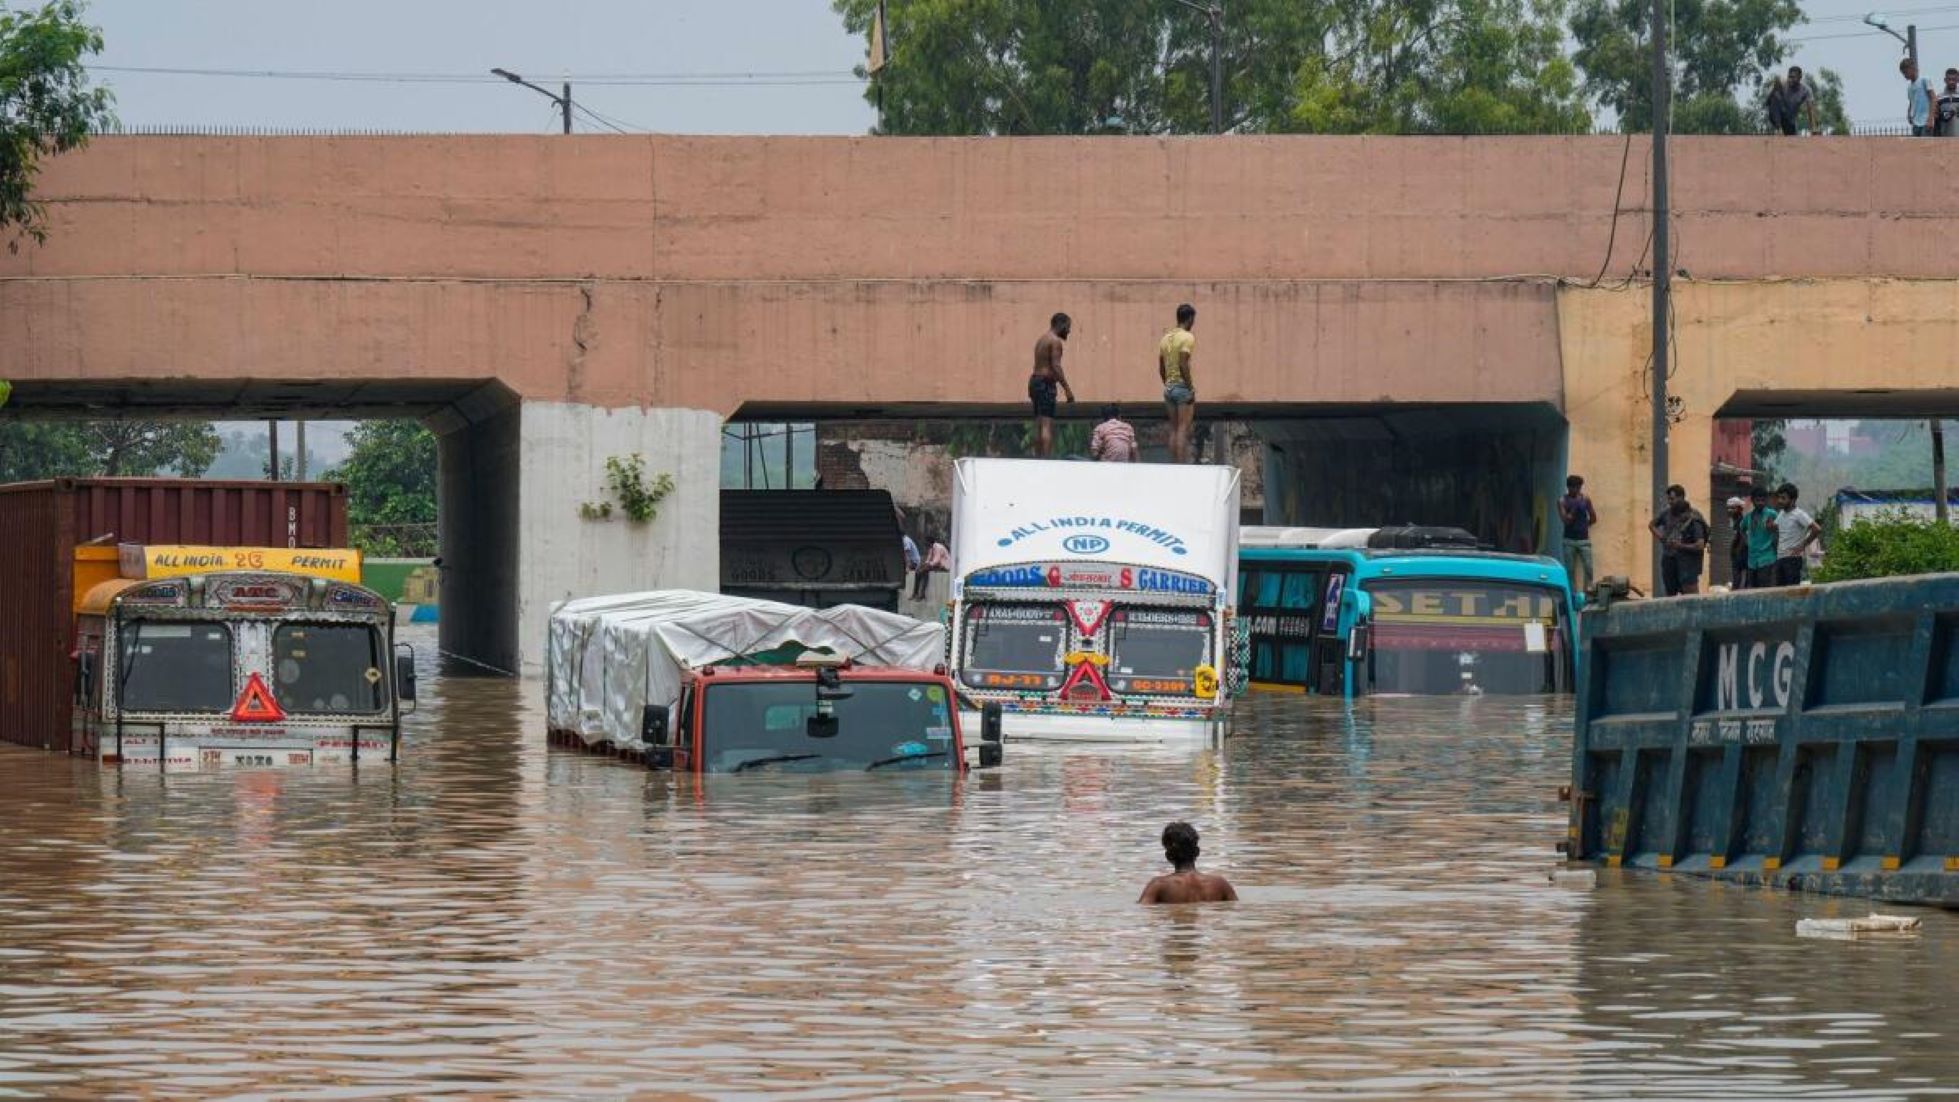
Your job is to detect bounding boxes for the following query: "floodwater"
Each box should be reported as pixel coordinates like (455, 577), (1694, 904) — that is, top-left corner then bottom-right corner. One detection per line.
(2, 646), (1955, 1099)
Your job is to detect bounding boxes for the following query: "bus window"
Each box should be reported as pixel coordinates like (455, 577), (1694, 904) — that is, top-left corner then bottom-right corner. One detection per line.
(119, 622), (233, 713)
(1241, 565), (1339, 691)
(960, 604), (1067, 692)
(1363, 580), (1571, 695)
(274, 624), (387, 714)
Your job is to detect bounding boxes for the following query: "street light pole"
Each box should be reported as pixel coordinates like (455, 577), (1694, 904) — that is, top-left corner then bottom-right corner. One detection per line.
(1170, 0), (1224, 133)
(490, 67), (572, 133)
(1650, 0), (1671, 596)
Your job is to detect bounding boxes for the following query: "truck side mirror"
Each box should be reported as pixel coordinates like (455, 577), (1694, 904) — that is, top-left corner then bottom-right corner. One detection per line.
(641, 704), (668, 747)
(395, 653), (417, 703)
(981, 702), (1004, 744)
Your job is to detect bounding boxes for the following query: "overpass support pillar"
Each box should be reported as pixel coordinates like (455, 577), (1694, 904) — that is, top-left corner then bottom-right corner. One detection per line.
(435, 393), (722, 676)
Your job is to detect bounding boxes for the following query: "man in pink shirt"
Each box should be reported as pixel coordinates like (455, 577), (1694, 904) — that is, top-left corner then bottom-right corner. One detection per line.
(912, 536), (952, 600)
(1089, 405), (1139, 463)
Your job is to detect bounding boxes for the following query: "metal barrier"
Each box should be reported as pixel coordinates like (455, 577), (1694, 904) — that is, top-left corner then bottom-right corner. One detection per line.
(1566, 575), (1959, 905)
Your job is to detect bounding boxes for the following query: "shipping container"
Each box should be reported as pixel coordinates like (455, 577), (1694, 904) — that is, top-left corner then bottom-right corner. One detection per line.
(0, 479), (348, 750)
(1566, 574), (1959, 905)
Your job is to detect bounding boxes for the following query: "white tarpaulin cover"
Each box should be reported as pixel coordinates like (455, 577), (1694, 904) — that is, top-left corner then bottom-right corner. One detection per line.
(951, 457), (1241, 591)
(546, 590), (945, 751)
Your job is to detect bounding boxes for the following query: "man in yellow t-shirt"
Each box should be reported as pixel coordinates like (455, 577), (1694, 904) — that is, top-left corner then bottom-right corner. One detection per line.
(1158, 303), (1197, 463)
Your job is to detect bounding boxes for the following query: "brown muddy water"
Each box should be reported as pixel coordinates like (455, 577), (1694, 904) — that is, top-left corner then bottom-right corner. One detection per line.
(1, 640), (1955, 1099)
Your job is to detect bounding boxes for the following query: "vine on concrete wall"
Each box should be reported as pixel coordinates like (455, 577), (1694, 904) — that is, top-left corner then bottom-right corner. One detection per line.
(579, 453), (675, 524)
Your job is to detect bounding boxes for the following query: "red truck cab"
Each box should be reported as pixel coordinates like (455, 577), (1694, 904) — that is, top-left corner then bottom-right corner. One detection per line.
(642, 656), (1001, 774)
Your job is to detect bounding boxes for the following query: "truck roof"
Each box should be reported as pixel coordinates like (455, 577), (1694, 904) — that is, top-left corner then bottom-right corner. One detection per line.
(690, 664), (948, 684)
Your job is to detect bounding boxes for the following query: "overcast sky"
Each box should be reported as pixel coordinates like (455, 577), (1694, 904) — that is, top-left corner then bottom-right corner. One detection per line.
(78, 1), (1954, 136)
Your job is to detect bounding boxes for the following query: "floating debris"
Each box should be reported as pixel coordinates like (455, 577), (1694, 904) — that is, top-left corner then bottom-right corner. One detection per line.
(1795, 914), (1923, 940)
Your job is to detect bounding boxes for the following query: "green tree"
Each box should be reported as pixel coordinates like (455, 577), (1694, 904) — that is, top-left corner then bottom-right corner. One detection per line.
(1751, 418), (1787, 483)
(833, 0), (1587, 135)
(0, 419), (219, 479)
(329, 421), (437, 557)
(1569, 0), (1846, 133)
(1, 0), (114, 251)
(1813, 509), (1959, 582)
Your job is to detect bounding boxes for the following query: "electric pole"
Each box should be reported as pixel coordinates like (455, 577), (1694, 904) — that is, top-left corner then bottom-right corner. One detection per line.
(1650, 0), (1671, 595)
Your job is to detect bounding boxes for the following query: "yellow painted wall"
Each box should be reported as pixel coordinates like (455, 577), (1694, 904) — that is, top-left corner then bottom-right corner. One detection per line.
(1559, 279), (1959, 588)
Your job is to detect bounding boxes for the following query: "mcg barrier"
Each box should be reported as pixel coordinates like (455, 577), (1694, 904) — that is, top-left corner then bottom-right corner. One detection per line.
(1567, 574), (1959, 905)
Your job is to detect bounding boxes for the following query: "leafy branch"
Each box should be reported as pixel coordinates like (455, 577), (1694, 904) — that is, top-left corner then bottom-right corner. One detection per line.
(580, 453), (675, 524)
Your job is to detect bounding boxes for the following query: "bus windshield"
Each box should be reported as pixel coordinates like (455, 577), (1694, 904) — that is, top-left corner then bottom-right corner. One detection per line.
(700, 680), (958, 773)
(959, 604), (1067, 691)
(1363, 579), (1570, 695)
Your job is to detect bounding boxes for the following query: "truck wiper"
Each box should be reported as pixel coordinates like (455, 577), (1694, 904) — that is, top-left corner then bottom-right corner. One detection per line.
(730, 753), (823, 773)
(864, 750), (948, 771)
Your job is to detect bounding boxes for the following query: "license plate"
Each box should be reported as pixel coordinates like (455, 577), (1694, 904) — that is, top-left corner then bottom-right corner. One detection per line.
(199, 748), (310, 767)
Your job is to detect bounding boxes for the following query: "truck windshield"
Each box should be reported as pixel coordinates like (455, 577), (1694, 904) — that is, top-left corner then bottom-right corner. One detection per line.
(1104, 608), (1213, 695)
(959, 603), (1066, 691)
(273, 624), (386, 714)
(1363, 579), (1570, 695)
(119, 621), (233, 713)
(701, 680), (958, 773)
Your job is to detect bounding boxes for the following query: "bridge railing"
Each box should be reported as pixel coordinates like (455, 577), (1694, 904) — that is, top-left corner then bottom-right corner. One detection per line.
(1567, 574), (1959, 905)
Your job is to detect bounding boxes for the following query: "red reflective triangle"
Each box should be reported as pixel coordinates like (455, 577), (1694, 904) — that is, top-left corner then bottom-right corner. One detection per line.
(230, 672), (286, 723)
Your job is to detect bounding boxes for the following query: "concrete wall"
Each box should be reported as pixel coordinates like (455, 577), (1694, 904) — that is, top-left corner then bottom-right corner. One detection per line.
(516, 402), (721, 672)
(1559, 280), (1959, 587)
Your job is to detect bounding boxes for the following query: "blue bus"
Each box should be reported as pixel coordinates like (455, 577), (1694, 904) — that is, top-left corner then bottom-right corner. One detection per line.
(1237, 527), (1577, 697)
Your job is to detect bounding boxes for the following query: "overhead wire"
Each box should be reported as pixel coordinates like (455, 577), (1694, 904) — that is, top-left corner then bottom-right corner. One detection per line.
(88, 64), (865, 86)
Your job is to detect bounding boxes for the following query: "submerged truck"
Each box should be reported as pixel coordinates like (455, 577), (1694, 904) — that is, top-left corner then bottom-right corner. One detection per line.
(546, 590), (1000, 773)
(0, 479), (415, 767)
(945, 458), (1242, 742)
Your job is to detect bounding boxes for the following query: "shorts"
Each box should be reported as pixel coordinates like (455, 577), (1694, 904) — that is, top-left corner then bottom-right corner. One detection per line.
(1028, 375), (1057, 419)
(1661, 553), (1701, 596)
(1164, 383), (1194, 407)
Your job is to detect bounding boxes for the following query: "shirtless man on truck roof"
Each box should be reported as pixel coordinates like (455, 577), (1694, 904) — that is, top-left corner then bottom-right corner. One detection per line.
(1139, 821), (1238, 904)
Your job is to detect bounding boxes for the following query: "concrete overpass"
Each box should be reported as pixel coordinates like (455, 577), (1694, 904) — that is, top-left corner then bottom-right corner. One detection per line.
(4, 135), (1958, 671)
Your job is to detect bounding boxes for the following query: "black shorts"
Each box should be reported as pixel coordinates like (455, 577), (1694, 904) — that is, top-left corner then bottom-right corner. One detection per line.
(1028, 375), (1057, 418)
(1661, 554), (1701, 596)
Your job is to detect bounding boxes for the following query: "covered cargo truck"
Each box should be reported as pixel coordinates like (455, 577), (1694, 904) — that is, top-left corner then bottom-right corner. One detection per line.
(0, 478), (350, 752)
(946, 458), (1242, 743)
(546, 590), (997, 773)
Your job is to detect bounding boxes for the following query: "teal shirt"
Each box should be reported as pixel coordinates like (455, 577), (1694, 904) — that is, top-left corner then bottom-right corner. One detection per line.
(1743, 507), (1779, 569)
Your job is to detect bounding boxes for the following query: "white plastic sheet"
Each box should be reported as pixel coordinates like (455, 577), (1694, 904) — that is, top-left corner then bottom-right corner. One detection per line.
(546, 590), (944, 751)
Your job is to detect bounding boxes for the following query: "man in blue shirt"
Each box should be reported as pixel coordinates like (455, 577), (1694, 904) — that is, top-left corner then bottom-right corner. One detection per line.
(1905, 58), (1935, 136)
(1740, 486), (1780, 589)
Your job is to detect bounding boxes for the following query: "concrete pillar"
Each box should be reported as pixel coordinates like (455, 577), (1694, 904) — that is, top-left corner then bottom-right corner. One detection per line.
(434, 387), (523, 675)
(515, 401), (722, 675)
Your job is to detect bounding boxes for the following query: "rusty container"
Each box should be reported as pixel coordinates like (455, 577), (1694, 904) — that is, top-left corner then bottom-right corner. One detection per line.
(0, 479), (348, 750)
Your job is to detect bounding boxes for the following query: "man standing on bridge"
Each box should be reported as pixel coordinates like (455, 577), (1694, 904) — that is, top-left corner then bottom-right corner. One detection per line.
(1030, 313), (1076, 458)
(1649, 484), (1709, 597)
(1159, 304), (1198, 463)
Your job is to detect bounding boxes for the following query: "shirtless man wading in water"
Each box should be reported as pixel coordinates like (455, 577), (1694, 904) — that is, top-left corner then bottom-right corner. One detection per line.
(1139, 821), (1238, 904)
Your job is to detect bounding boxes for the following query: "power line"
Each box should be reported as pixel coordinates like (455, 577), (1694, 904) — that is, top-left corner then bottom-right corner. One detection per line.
(89, 64), (864, 86)
(1788, 20), (1959, 42)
